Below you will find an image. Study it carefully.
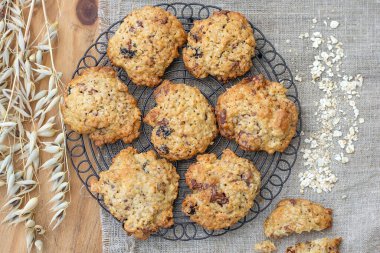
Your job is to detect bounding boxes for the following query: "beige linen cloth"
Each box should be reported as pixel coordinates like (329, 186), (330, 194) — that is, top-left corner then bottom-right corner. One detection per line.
(97, 0), (380, 252)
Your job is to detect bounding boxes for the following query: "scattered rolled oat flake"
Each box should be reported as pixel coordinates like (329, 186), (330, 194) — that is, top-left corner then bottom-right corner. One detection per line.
(330, 20), (340, 29)
(286, 39), (291, 44)
(298, 21), (364, 194)
(312, 18), (318, 23)
(295, 74), (303, 82)
(342, 195), (347, 199)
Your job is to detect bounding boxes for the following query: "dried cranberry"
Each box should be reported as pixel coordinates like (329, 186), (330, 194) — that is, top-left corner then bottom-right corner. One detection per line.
(157, 145), (169, 155)
(120, 48), (136, 58)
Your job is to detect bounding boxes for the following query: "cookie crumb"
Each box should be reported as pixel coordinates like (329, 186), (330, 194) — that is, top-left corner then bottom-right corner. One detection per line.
(255, 240), (276, 253)
(295, 74), (303, 82)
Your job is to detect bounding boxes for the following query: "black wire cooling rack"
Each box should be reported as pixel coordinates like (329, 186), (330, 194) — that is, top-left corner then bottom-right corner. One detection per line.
(66, 3), (302, 241)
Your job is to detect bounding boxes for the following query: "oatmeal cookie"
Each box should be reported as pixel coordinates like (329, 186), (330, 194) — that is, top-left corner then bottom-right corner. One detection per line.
(63, 67), (141, 146)
(286, 237), (342, 253)
(144, 80), (218, 161)
(107, 6), (187, 87)
(90, 147), (179, 240)
(183, 10), (255, 82)
(182, 149), (261, 230)
(216, 75), (298, 154)
(264, 199), (333, 239)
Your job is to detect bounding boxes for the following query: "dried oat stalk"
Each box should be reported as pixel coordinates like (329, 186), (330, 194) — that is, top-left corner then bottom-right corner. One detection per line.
(0, 0), (69, 252)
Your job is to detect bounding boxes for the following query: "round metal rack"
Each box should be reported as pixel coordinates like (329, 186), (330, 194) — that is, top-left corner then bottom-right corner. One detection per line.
(67, 2), (302, 241)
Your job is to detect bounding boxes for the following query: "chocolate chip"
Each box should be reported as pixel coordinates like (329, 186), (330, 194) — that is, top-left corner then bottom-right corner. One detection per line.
(136, 20), (143, 27)
(157, 118), (169, 126)
(194, 47), (203, 59)
(191, 33), (200, 42)
(88, 88), (98, 95)
(157, 182), (166, 192)
(120, 48), (136, 58)
(156, 125), (172, 138)
(188, 205), (197, 215)
(218, 109), (227, 125)
(161, 17), (168, 24)
(142, 162), (148, 173)
(241, 171), (253, 186)
(210, 187), (229, 206)
(190, 179), (211, 190)
(157, 145), (169, 155)
(190, 179), (201, 190)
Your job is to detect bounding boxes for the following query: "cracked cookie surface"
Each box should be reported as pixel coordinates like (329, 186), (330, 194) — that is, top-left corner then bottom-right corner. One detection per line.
(63, 67), (141, 146)
(90, 147), (179, 240)
(183, 10), (255, 82)
(264, 198), (333, 239)
(286, 237), (342, 253)
(144, 80), (218, 161)
(107, 6), (187, 87)
(216, 75), (298, 154)
(182, 149), (261, 230)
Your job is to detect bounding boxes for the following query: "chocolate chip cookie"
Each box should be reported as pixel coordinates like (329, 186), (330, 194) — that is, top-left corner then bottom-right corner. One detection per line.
(182, 149), (261, 230)
(107, 6), (187, 87)
(90, 147), (179, 240)
(144, 80), (218, 161)
(264, 198), (333, 239)
(63, 67), (141, 146)
(216, 75), (298, 154)
(183, 10), (256, 82)
(286, 237), (342, 253)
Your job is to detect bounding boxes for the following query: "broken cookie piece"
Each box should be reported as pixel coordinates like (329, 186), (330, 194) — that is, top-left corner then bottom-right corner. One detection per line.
(264, 198), (332, 239)
(255, 240), (277, 253)
(286, 237), (342, 253)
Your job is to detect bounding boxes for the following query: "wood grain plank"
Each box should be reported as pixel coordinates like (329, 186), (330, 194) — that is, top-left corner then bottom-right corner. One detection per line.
(0, 1), (101, 252)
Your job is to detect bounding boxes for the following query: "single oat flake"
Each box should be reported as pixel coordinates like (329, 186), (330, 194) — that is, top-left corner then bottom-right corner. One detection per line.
(330, 20), (340, 29)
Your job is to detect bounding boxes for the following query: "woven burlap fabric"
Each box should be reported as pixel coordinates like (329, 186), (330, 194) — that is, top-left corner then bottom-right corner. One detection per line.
(97, 0), (380, 252)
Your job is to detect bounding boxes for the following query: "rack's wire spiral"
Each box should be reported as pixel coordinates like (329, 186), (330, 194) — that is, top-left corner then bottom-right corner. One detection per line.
(67, 3), (302, 241)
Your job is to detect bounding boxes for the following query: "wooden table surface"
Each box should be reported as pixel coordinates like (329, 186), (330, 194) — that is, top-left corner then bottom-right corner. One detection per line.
(0, 1), (102, 252)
